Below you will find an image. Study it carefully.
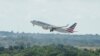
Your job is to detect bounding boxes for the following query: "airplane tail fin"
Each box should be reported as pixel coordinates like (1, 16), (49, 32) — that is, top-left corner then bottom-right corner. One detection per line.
(67, 23), (77, 33)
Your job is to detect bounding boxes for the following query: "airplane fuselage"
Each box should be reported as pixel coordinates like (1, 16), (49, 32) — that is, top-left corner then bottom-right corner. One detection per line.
(31, 20), (77, 33)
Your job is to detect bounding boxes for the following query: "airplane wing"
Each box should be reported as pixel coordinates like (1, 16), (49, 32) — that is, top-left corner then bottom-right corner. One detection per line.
(31, 20), (56, 30)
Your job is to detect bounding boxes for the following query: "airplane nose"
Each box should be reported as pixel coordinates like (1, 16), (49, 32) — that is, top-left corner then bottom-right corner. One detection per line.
(30, 21), (33, 23)
(31, 20), (37, 24)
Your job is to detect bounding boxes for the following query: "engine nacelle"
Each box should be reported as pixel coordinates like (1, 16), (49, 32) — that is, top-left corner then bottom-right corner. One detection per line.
(42, 27), (48, 30)
(50, 27), (56, 32)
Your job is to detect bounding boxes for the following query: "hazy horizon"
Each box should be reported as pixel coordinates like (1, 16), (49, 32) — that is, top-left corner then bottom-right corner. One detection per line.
(0, 0), (100, 34)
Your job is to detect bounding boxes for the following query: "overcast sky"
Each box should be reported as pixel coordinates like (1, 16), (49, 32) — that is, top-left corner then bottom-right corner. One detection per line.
(0, 0), (100, 34)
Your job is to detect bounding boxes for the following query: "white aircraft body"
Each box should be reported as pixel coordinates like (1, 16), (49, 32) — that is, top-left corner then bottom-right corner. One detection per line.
(31, 20), (77, 33)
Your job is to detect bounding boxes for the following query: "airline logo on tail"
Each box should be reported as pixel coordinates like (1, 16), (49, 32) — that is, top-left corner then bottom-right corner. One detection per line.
(66, 23), (77, 33)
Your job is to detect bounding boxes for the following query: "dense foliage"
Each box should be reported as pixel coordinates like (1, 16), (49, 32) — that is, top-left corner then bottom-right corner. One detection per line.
(0, 31), (100, 56)
(0, 31), (100, 48)
(0, 44), (100, 56)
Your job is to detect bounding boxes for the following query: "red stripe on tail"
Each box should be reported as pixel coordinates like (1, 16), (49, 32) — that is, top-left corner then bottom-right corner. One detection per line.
(66, 23), (77, 33)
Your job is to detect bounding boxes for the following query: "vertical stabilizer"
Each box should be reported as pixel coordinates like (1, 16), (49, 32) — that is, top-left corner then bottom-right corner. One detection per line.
(67, 23), (77, 33)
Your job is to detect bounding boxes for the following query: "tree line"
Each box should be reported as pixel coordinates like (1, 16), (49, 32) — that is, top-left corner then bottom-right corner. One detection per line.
(0, 44), (100, 56)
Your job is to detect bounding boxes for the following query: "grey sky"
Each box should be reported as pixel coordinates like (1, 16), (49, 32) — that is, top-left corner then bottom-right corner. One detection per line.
(0, 0), (100, 34)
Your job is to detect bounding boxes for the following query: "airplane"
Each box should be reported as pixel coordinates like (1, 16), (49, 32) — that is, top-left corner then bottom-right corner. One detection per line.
(31, 20), (77, 33)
